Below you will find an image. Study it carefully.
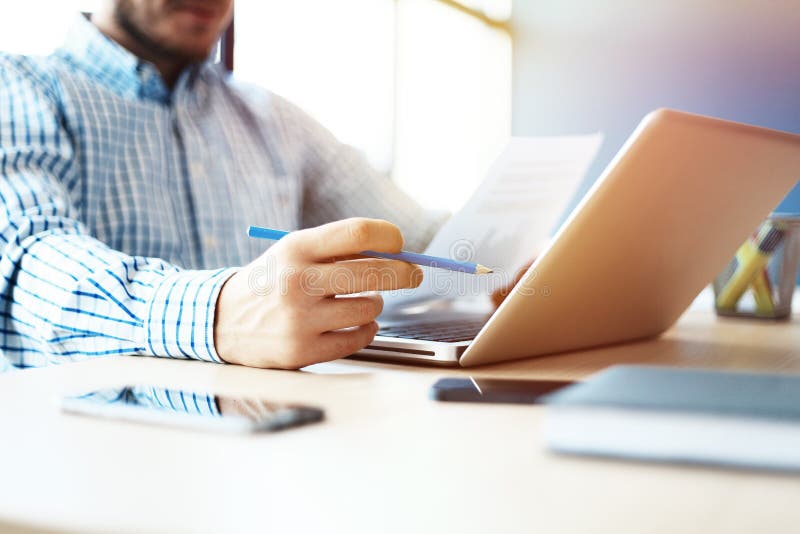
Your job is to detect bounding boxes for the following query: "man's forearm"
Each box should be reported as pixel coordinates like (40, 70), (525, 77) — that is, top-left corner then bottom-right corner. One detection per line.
(1, 228), (236, 368)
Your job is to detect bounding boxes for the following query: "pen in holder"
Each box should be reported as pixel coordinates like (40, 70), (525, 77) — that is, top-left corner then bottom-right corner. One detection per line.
(713, 215), (800, 319)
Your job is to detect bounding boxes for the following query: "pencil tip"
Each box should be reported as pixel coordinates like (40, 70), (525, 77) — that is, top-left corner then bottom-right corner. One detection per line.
(475, 264), (493, 275)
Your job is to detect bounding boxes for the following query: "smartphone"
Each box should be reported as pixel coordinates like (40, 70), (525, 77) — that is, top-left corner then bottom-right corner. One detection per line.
(430, 377), (574, 404)
(61, 385), (324, 434)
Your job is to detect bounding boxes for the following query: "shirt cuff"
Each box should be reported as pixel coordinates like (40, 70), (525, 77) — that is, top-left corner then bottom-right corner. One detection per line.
(143, 267), (239, 362)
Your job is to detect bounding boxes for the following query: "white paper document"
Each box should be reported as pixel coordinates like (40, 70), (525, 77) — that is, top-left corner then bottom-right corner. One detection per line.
(388, 134), (603, 305)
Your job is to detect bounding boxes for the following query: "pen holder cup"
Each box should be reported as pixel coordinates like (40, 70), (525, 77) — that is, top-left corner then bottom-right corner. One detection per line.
(713, 215), (800, 320)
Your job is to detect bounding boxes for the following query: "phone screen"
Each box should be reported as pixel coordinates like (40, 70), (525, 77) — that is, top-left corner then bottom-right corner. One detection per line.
(62, 385), (324, 433)
(430, 377), (574, 404)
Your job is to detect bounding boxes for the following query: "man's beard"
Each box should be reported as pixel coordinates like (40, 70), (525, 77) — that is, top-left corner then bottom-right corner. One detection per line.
(114, 0), (210, 63)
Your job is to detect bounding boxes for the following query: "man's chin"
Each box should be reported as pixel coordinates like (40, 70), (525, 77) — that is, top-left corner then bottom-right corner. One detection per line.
(180, 49), (214, 63)
(168, 29), (220, 60)
(159, 41), (215, 63)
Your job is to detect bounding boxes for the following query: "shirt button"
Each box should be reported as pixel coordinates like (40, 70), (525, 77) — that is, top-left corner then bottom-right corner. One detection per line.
(190, 162), (205, 176)
(204, 236), (217, 249)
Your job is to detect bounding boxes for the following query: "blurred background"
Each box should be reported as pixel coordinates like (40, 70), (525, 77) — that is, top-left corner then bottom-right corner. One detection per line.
(2, 0), (798, 218)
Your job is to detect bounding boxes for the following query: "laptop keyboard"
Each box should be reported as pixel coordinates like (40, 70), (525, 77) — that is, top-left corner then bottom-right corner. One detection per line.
(377, 317), (487, 343)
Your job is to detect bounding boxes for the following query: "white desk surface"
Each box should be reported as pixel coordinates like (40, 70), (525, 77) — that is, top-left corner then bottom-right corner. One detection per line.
(2, 292), (800, 534)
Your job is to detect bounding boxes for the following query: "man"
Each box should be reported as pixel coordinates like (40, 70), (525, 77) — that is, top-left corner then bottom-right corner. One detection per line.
(0, 0), (445, 371)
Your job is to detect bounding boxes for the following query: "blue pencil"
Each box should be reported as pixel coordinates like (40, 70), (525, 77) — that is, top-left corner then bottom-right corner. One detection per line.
(247, 225), (492, 275)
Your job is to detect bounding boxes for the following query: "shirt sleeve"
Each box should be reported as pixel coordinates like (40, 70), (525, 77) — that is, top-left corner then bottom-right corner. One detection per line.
(0, 56), (236, 370)
(268, 94), (448, 253)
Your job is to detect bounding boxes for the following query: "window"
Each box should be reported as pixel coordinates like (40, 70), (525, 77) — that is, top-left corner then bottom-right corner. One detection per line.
(0, 1), (100, 55)
(234, 0), (512, 211)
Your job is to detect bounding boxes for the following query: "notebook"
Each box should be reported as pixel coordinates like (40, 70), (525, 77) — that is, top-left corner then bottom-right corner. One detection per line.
(544, 365), (800, 471)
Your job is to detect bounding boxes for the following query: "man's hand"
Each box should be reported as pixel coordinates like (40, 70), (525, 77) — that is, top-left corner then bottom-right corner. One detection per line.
(214, 218), (422, 369)
(490, 260), (534, 309)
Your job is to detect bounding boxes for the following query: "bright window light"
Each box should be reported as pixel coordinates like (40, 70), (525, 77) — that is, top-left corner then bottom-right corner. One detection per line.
(234, 0), (396, 173)
(235, 0), (511, 213)
(394, 0), (511, 211)
(0, 1), (100, 55)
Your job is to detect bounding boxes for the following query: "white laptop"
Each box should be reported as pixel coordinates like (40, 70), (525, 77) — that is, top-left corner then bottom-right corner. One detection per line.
(355, 109), (800, 366)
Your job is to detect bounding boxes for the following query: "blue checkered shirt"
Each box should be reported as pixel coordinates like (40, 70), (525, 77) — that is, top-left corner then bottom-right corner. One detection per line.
(0, 16), (441, 371)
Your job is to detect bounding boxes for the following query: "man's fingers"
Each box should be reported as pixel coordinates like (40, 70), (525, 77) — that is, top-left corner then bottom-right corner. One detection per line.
(490, 259), (534, 308)
(302, 258), (423, 296)
(285, 322), (379, 369)
(315, 322), (379, 362)
(311, 294), (384, 331)
(285, 218), (404, 260)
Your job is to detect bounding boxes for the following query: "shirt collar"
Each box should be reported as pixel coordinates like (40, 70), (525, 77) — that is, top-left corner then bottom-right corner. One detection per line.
(55, 14), (220, 105)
